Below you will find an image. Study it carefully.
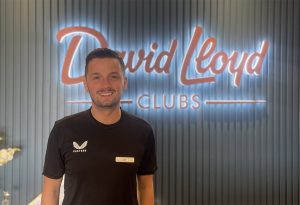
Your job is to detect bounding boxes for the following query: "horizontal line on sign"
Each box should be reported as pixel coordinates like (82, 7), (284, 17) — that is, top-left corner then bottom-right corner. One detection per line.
(204, 100), (266, 104)
(120, 99), (133, 104)
(66, 99), (133, 104)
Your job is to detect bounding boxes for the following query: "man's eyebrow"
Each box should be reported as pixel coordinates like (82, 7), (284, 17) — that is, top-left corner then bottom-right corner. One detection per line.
(109, 72), (121, 75)
(90, 73), (100, 75)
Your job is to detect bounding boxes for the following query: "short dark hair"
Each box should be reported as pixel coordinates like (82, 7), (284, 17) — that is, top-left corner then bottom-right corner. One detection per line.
(85, 48), (125, 76)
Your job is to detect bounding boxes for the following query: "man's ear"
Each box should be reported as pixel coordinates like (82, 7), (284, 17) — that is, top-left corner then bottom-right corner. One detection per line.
(123, 77), (128, 89)
(83, 78), (89, 92)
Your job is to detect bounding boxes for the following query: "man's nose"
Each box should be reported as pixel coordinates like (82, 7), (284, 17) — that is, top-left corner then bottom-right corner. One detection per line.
(99, 77), (111, 86)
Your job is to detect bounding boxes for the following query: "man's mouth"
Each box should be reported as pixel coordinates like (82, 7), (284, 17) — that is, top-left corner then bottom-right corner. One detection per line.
(97, 90), (114, 96)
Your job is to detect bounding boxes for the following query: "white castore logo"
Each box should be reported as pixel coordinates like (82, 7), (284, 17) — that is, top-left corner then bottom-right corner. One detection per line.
(73, 141), (88, 152)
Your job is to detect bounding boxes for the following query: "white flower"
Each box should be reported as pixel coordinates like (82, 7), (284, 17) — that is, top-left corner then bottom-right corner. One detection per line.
(0, 148), (20, 166)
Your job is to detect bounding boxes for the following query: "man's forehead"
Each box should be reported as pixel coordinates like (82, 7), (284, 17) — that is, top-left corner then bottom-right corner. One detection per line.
(86, 57), (125, 76)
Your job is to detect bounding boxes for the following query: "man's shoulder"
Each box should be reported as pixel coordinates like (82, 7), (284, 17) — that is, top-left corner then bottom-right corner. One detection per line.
(122, 110), (153, 131)
(54, 109), (90, 128)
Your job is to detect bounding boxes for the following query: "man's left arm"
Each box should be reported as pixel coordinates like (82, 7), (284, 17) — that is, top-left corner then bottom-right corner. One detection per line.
(137, 174), (154, 205)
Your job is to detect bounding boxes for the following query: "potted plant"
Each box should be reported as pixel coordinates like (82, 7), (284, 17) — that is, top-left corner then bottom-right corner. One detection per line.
(0, 130), (20, 166)
(0, 129), (20, 205)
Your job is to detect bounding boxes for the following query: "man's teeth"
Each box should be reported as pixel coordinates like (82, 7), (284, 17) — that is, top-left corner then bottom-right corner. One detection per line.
(100, 92), (113, 96)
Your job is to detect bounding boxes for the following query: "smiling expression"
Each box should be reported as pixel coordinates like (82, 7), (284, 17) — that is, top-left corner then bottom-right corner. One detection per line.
(84, 58), (127, 109)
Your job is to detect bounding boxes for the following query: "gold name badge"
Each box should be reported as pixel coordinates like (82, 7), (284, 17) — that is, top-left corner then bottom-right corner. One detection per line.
(115, 157), (135, 163)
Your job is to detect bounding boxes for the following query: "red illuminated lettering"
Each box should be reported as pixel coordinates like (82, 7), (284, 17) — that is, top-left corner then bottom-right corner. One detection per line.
(180, 26), (269, 87)
(57, 26), (269, 87)
(137, 94), (150, 109)
(191, 94), (201, 109)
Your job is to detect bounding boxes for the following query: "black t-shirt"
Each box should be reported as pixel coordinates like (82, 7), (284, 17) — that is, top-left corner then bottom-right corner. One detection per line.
(43, 108), (157, 205)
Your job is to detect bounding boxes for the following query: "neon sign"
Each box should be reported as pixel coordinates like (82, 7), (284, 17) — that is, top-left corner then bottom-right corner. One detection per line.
(57, 26), (268, 109)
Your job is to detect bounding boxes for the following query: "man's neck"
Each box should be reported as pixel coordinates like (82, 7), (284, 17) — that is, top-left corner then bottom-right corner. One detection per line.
(91, 105), (122, 125)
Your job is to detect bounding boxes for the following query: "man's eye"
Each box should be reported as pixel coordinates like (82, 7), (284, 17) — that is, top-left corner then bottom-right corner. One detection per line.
(92, 76), (100, 80)
(110, 75), (119, 80)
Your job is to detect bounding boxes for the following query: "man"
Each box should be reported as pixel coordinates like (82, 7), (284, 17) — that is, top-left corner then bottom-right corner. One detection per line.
(41, 48), (157, 205)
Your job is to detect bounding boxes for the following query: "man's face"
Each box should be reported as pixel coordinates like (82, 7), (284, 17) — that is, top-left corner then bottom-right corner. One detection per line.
(84, 58), (127, 109)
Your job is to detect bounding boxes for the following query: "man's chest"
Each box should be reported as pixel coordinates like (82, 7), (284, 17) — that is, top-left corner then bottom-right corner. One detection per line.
(60, 131), (146, 176)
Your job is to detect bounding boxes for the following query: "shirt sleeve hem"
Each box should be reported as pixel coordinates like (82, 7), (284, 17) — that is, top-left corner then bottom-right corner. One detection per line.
(137, 168), (157, 175)
(42, 172), (64, 179)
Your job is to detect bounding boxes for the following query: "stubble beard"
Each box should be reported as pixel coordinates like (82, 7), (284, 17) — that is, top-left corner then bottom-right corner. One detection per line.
(91, 91), (122, 109)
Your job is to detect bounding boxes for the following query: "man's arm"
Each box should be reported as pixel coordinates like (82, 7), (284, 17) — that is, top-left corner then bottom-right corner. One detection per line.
(137, 175), (154, 205)
(41, 176), (63, 205)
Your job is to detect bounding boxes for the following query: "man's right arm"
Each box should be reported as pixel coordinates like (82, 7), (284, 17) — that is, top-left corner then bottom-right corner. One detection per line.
(41, 176), (63, 205)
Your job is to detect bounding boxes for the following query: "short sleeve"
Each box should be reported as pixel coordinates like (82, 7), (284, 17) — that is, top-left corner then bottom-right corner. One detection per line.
(42, 123), (65, 179)
(137, 129), (158, 175)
